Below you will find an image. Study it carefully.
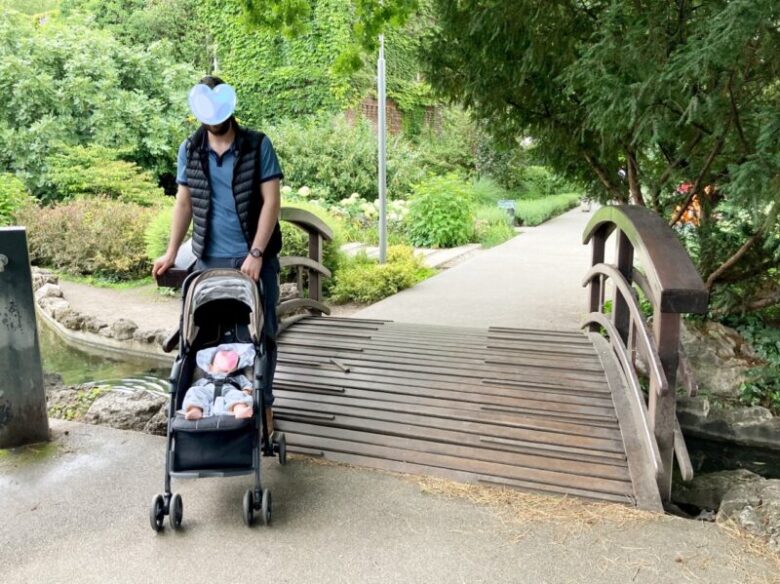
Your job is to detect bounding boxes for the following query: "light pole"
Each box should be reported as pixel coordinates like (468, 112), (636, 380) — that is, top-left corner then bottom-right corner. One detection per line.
(377, 34), (387, 264)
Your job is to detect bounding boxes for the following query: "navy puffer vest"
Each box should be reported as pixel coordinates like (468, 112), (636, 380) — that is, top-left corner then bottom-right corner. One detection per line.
(184, 125), (282, 259)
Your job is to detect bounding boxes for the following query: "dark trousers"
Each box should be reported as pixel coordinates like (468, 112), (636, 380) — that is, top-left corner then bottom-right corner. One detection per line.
(194, 255), (280, 406)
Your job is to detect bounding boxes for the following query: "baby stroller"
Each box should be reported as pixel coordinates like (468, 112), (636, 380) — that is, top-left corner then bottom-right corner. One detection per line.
(150, 268), (286, 531)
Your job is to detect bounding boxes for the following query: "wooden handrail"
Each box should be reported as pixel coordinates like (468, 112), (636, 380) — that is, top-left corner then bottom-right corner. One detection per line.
(583, 205), (705, 502)
(582, 263), (668, 395)
(583, 206), (708, 314)
(280, 207), (333, 242)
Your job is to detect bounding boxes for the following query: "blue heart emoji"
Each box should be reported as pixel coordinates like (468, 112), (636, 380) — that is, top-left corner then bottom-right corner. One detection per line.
(188, 83), (237, 125)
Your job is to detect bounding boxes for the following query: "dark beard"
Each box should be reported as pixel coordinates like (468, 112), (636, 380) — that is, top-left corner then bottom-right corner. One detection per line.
(204, 119), (232, 136)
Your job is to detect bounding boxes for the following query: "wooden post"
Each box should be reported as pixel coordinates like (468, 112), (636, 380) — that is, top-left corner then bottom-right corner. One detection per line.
(0, 228), (49, 448)
(612, 230), (634, 344)
(587, 229), (606, 333)
(308, 232), (323, 302)
(648, 311), (681, 501)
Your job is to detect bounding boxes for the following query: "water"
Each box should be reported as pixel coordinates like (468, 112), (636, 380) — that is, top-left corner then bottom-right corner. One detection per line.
(37, 320), (168, 392)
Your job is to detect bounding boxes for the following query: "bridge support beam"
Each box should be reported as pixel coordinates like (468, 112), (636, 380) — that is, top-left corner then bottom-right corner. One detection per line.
(648, 312), (681, 502)
(0, 228), (49, 448)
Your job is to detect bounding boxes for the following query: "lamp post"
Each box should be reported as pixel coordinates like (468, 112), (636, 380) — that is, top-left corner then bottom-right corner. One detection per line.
(377, 34), (387, 264)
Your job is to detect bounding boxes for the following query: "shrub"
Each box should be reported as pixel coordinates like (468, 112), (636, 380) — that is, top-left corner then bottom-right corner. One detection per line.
(0, 173), (36, 226)
(514, 193), (581, 226)
(270, 115), (426, 204)
(16, 197), (153, 280)
(329, 245), (434, 304)
(144, 203), (193, 261)
(474, 206), (516, 248)
(43, 145), (166, 206)
(416, 107), (480, 177)
(518, 166), (570, 198)
(470, 177), (511, 205)
(407, 174), (475, 248)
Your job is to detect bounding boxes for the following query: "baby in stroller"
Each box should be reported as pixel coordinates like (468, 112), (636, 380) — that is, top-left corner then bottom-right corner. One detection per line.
(183, 342), (256, 420)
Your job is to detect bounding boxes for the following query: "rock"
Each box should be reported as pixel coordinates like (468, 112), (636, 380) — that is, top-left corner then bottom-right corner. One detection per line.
(60, 310), (85, 331)
(280, 283), (298, 301)
(110, 318), (138, 341)
(143, 404), (169, 436)
(35, 283), (63, 302)
(83, 316), (107, 334)
(31, 267), (58, 291)
(37, 296), (70, 318)
(673, 469), (763, 511)
(720, 406), (774, 427)
(681, 321), (761, 399)
(43, 373), (64, 392)
(155, 330), (171, 347)
(133, 328), (166, 345)
(84, 390), (166, 431)
(718, 478), (780, 551)
(46, 383), (106, 422)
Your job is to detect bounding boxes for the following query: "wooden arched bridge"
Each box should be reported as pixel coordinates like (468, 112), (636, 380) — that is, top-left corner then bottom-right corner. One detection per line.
(161, 206), (708, 511)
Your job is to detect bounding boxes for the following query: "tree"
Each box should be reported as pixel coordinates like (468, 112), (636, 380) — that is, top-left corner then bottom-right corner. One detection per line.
(0, 6), (194, 194)
(250, 0), (780, 313)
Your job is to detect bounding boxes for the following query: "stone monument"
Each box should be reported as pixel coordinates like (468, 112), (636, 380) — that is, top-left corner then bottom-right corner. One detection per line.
(0, 227), (49, 448)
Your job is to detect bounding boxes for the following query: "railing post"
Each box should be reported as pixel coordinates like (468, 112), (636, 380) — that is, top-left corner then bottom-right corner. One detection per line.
(308, 232), (323, 302)
(648, 311), (681, 501)
(612, 230), (634, 344)
(0, 228), (49, 448)
(587, 228), (606, 333)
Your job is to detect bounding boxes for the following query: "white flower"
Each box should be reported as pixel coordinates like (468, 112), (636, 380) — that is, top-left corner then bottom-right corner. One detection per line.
(281, 185), (292, 195)
(298, 186), (311, 197)
(349, 192), (360, 200)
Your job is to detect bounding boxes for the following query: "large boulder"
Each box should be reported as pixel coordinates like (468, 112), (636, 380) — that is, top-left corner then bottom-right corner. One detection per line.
(84, 391), (166, 431)
(677, 396), (780, 449)
(35, 283), (63, 302)
(681, 321), (761, 399)
(31, 267), (58, 292)
(673, 469), (763, 511)
(143, 404), (169, 436)
(718, 478), (780, 553)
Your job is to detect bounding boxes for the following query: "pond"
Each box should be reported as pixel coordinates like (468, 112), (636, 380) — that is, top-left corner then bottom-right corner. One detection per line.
(38, 319), (168, 392)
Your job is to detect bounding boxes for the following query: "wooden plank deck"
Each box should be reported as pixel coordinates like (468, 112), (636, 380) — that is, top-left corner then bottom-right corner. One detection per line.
(273, 316), (644, 507)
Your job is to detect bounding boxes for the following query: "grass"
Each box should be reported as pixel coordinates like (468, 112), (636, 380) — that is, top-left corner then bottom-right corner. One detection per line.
(514, 192), (581, 226)
(55, 272), (153, 290)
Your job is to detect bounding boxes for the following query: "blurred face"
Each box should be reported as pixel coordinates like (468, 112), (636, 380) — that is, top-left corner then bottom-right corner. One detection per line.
(204, 118), (232, 136)
(212, 350), (239, 372)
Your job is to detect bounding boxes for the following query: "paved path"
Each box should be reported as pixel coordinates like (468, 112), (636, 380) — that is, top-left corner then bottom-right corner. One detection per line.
(355, 206), (597, 331)
(1, 421), (775, 584)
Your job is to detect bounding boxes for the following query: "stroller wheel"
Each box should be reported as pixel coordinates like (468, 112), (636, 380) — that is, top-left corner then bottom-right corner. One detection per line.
(275, 432), (287, 466)
(150, 494), (165, 532)
(170, 493), (183, 530)
(242, 489), (255, 527)
(261, 488), (272, 526)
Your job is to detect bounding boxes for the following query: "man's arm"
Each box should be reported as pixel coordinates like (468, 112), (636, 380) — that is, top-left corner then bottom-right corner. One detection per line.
(152, 184), (193, 277)
(240, 178), (280, 281)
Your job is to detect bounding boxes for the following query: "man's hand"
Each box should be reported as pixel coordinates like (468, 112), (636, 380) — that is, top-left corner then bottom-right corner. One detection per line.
(152, 253), (176, 278)
(240, 255), (262, 282)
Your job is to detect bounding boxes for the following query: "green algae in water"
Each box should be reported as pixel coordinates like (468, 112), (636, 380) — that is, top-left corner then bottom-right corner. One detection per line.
(37, 318), (167, 385)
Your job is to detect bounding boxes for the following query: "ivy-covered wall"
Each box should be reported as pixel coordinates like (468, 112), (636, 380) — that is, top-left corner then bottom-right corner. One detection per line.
(198, 0), (361, 124)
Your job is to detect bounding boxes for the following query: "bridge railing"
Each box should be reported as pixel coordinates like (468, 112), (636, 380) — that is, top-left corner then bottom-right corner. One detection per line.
(582, 205), (708, 501)
(277, 207), (333, 333)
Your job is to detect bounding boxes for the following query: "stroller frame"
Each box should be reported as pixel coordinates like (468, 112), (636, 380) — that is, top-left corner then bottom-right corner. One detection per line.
(150, 269), (286, 531)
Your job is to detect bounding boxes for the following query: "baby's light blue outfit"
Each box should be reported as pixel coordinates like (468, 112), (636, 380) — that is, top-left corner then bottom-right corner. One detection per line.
(182, 343), (256, 417)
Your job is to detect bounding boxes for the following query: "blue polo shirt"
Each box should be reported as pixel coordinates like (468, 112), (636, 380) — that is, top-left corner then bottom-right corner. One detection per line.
(176, 135), (283, 258)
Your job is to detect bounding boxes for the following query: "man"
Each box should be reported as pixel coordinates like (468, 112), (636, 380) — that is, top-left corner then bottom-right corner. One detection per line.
(152, 75), (283, 433)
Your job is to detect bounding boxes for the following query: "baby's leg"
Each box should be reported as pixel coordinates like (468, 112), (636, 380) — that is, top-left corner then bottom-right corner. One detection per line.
(224, 389), (253, 419)
(182, 384), (213, 420)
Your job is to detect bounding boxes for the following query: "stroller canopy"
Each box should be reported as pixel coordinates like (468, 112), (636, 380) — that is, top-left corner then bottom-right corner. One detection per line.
(181, 269), (263, 347)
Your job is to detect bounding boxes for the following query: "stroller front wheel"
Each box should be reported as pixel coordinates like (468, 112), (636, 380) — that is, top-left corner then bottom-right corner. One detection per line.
(242, 489), (255, 527)
(150, 494), (165, 532)
(261, 488), (272, 526)
(170, 493), (183, 530)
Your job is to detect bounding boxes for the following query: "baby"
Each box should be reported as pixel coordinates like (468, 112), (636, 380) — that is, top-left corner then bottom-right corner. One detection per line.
(182, 343), (256, 421)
